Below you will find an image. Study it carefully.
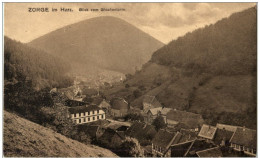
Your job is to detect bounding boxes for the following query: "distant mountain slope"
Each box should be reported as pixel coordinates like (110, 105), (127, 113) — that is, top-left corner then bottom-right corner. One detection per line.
(4, 36), (72, 89)
(4, 111), (117, 157)
(151, 7), (256, 75)
(28, 16), (164, 74)
(105, 7), (257, 129)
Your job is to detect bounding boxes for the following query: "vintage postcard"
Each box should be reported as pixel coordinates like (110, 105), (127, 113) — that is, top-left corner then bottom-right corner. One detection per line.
(3, 2), (257, 157)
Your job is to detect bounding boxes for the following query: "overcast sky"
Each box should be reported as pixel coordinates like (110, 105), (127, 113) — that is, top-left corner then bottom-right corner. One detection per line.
(4, 3), (255, 44)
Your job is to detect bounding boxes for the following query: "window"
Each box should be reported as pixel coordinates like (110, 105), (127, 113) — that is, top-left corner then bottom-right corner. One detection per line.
(88, 117), (90, 121)
(88, 111), (90, 115)
(93, 111), (95, 114)
(74, 113), (76, 117)
(84, 118), (86, 122)
(97, 116), (99, 119)
(79, 119), (81, 123)
(97, 110), (99, 114)
(79, 113), (81, 117)
(93, 117), (95, 120)
(83, 113), (85, 116)
(101, 115), (104, 119)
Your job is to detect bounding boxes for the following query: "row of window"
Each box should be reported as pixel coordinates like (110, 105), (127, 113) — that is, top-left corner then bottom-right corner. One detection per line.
(75, 114), (104, 124)
(153, 145), (163, 153)
(231, 144), (256, 154)
(73, 110), (100, 117)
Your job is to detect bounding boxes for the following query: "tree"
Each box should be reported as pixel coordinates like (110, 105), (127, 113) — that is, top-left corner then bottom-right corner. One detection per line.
(152, 115), (166, 131)
(133, 89), (142, 98)
(120, 137), (144, 157)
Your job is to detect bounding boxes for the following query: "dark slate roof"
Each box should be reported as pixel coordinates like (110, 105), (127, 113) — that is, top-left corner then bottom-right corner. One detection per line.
(216, 123), (238, 132)
(196, 147), (223, 157)
(125, 122), (157, 142)
(90, 97), (103, 105)
(99, 128), (125, 143)
(179, 129), (198, 143)
(166, 109), (204, 129)
(230, 127), (256, 149)
(65, 99), (86, 107)
(214, 128), (234, 145)
(110, 98), (129, 110)
(77, 124), (99, 138)
(171, 138), (216, 157)
(187, 139), (215, 157)
(171, 140), (194, 157)
(198, 124), (217, 140)
(152, 130), (176, 149)
(68, 105), (101, 114)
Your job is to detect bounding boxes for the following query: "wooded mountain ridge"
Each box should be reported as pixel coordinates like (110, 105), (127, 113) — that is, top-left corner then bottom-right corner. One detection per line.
(104, 7), (257, 129)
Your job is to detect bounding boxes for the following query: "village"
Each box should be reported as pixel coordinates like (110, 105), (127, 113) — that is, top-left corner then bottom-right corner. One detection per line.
(49, 79), (257, 157)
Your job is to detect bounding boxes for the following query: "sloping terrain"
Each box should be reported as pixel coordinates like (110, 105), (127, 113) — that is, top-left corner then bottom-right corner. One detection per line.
(4, 36), (72, 89)
(28, 16), (164, 74)
(103, 7), (257, 129)
(4, 111), (117, 157)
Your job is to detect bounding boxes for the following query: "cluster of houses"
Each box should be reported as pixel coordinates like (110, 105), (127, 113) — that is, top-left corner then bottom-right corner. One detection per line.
(52, 88), (256, 157)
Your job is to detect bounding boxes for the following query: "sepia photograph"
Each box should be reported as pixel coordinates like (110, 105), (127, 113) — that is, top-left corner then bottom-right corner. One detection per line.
(3, 2), (257, 157)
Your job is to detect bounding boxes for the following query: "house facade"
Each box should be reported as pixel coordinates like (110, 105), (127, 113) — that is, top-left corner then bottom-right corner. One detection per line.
(229, 127), (256, 156)
(142, 95), (162, 113)
(110, 98), (129, 117)
(145, 107), (162, 124)
(152, 130), (182, 157)
(69, 105), (105, 124)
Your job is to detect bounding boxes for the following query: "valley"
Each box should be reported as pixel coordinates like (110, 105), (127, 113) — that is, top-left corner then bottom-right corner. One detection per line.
(3, 4), (257, 157)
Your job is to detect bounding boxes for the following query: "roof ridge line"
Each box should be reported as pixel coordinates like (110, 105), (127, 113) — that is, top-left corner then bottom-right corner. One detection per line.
(195, 146), (220, 154)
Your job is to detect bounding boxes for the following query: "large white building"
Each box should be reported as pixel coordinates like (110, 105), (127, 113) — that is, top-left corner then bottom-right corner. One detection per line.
(68, 105), (105, 124)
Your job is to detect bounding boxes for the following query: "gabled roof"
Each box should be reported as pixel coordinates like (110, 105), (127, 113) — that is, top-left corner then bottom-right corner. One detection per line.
(148, 107), (163, 115)
(198, 124), (217, 140)
(160, 108), (172, 115)
(178, 129), (197, 143)
(125, 122), (157, 142)
(99, 128), (125, 143)
(77, 125), (99, 138)
(65, 99), (86, 107)
(68, 105), (101, 114)
(152, 130), (176, 148)
(230, 127), (256, 149)
(216, 123), (238, 132)
(196, 147), (223, 157)
(110, 97), (129, 110)
(171, 140), (194, 157)
(214, 128), (234, 145)
(166, 109), (204, 129)
(186, 139), (215, 157)
(143, 95), (162, 107)
(98, 100), (110, 108)
(90, 97), (103, 105)
(171, 138), (215, 157)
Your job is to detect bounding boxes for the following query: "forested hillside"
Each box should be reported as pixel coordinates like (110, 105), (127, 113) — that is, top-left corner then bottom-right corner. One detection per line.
(4, 36), (73, 90)
(104, 7), (257, 129)
(151, 7), (256, 76)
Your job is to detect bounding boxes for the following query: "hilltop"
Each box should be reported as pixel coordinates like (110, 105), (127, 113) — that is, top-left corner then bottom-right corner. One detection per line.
(104, 7), (257, 129)
(4, 111), (117, 157)
(28, 16), (164, 75)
